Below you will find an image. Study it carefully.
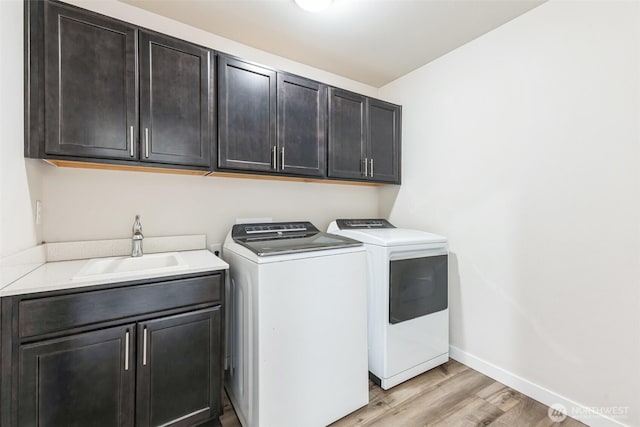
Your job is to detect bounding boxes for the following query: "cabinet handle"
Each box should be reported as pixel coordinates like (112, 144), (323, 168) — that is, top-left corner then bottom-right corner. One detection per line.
(370, 158), (374, 177)
(144, 128), (150, 158)
(272, 146), (277, 170)
(143, 327), (148, 366)
(129, 126), (134, 157)
(280, 147), (285, 170)
(124, 331), (130, 371)
(363, 157), (368, 177)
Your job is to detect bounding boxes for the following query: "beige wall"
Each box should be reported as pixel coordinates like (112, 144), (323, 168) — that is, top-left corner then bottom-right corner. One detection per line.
(1, 0), (380, 254)
(0, 0), (45, 257)
(379, 1), (640, 425)
(40, 167), (378, 246)
(68, 0), (378, 97)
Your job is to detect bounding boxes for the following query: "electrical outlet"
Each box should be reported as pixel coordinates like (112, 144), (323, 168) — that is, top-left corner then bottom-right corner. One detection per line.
(35, 200), (42, 225)
(209, 243), (222, 257)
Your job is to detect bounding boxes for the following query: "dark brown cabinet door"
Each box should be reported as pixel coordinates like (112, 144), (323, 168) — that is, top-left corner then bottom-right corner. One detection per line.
(139, 32), (212, 167)
(136, 307), (222, 427)
(18, 324), (136, 426)
(367, 98), (401, 183)
(328, 89), (401, 183)
(328, 88), (367, 180)
(218, 56), (277, 172)
(43, 2), (138, 160)
(277, 74), (327, 177)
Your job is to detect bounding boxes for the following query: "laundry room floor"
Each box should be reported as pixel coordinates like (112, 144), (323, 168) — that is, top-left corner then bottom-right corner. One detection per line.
(220, 360), (586, 427)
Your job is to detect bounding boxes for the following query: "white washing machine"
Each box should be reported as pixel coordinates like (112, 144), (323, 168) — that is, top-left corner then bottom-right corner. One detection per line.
(328, 219), (449, 390)
(223, 221), (369, 427)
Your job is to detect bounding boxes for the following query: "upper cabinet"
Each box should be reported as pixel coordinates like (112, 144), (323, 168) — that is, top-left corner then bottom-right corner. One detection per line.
(327, 89), (367, 181)
(139, 32), (212, 167)
(366, 98), (401, 183)
(217, 57), (277, 173)
(42, 1), (138, 161)
(328, 89), (401, 184)
(25, 1), (400, 183)
(218, 56), (327, 177)
(277, 73), (327, 177)
(26, 1), (214, 169)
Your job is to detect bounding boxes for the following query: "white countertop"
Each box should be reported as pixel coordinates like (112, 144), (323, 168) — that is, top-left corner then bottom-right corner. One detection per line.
(0, 250), (228, 297)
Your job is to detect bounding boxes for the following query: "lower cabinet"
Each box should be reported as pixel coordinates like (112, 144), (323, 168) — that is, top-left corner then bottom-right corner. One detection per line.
(2, 273), (224, 427)
(19, 324), (136, 426)
(136, 308), (221, 427)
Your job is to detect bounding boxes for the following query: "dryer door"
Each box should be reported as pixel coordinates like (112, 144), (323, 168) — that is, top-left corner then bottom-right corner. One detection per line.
(389, 252), (448, 324)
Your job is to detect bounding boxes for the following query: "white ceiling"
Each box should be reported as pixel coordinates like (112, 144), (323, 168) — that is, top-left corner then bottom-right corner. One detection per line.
(121, 0), (544, 87)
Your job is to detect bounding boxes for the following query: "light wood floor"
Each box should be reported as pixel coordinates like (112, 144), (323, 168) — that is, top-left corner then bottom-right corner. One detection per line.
(220, 360), (586, 427)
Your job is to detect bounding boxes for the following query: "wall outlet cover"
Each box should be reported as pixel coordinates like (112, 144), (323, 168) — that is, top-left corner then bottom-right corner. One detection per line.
(209, 243), (222, 257)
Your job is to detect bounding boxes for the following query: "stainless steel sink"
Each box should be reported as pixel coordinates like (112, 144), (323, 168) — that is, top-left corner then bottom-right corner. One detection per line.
(72, 252), (189, 282)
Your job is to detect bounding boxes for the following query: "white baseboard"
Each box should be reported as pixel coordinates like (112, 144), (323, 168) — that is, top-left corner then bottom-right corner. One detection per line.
(449, 346), (629, 427)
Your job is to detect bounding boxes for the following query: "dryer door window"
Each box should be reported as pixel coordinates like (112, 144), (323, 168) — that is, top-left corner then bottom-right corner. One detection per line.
(389, 254), (448, 324)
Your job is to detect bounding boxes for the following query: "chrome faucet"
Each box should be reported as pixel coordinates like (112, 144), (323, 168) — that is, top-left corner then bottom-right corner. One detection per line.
(131, 215), (144, 257)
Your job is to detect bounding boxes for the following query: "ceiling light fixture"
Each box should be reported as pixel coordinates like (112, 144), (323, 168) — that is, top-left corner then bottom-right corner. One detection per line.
(294, 0), (333, 13)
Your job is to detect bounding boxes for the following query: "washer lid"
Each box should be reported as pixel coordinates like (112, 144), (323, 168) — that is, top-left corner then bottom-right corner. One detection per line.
(336, 228), (447, 246)
(231, 221), (362, 256)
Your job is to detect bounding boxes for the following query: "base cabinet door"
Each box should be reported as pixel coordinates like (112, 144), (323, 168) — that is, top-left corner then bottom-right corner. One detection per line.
(136, 307), (222, 427)
(18, 324), (136, 427)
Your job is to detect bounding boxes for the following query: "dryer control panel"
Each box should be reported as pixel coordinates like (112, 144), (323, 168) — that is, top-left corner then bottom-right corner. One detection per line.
(335, 219), (395, 229)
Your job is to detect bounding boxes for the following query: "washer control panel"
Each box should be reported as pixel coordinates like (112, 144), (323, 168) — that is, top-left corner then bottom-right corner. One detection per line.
(335, 219), (395, 229)
(232, 222), (318, 239)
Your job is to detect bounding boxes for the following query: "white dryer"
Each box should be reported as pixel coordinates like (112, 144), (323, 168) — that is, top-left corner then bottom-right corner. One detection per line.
(223, 221), (369, 427)
(328, 219), (449, 390)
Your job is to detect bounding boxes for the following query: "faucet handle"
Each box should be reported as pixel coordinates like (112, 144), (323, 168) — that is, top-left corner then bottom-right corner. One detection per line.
(132, 214), (143, 235)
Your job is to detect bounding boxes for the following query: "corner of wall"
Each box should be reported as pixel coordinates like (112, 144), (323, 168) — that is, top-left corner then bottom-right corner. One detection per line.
(0, 0), (43, 257)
